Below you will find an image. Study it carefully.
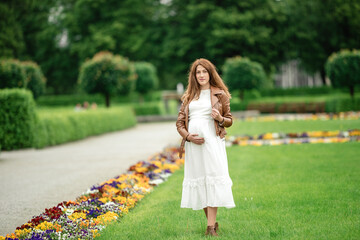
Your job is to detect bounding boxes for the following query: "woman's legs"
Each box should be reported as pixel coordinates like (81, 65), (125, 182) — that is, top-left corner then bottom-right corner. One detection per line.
(207, 207), (217, 226)
(203, 207), (208, 219)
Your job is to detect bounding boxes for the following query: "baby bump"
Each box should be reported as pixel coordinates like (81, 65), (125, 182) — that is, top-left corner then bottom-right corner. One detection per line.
(188, 118), (216, 139)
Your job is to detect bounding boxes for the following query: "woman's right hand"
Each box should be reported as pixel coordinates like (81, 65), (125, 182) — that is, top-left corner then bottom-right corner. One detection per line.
(187, 133), (205, 145)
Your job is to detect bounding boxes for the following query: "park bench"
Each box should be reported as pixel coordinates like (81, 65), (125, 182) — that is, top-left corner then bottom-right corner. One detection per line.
(247, 103), (276, 113)
(162, 90), (182, 113)
(305, 102), (325, 113)
(278, 102), (306, 113)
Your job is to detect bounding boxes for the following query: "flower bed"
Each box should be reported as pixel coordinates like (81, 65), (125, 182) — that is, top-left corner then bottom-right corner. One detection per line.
(1, 147), (184, 240)
(237, 111), (360, 122)
(226, 129), (360, 147)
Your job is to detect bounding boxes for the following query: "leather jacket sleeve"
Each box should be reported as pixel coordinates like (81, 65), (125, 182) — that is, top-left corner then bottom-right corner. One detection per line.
(176, 102), (190, 140)
(220, 94), (232, 128)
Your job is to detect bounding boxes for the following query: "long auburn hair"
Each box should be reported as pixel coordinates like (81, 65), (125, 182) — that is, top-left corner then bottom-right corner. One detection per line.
(181, 58), (231, 106)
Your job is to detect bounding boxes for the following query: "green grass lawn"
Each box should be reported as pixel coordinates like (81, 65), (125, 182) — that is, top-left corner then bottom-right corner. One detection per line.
(228, 119), (360, 136)
(97, 142), (360, 240)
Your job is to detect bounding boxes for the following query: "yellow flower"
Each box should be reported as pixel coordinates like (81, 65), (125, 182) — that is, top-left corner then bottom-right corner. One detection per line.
(35, 221), (55, 231)
(262, 133), (273, 140)
(95, 212), (118, 226)
(153, 168), (162, 173)
(135, 167), (148, 173)
(98, 197), (110, 204)
(132, 193), (144, 200)
(91, 229), (100, 238)
(113, 196), (127, 204)
(118, 182), (131, 189)
(239, 141), (248, 146)
(150, 160), (162, 168)
(350, 129), (360, 136)
(163, 164), (179, 173)
(175, 158), (184, 165)
(14, 228), (32, 238)
(69, 211), (87, 221)
(120, 206), (129, 215)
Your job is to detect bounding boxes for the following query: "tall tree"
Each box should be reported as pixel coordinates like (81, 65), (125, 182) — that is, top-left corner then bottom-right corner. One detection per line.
(157, 0), (289, 88)
(287, 0), (360, 84)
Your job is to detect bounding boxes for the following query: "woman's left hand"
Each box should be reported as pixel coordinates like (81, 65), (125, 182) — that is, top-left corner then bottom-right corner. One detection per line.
(211, 108), (223, 122)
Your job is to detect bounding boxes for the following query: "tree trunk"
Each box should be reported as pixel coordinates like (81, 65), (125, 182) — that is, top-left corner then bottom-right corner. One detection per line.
(320, 68), (327, 85)
(239, 89), (244, 101)
(105, 94), (110, 108)
(139, 94), (144, 104)
(349, 85), (354, 100)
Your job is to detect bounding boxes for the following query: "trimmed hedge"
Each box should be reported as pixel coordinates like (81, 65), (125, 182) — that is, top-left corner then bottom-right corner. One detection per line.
(134, 62), (159, 95)
(0, 59), (26, 89)
(36, 94), (105, 106)
(326, 49), (360, 97)
(230, 97), (360, 113)
(258, 86), (348, 97)
(34, 107), (137, 148)
(0, 88), (137, 150)
(132, 102), (162, 116)
(325, 97), (360, 112)
(0, 89), (37, 150)
(35, 91), (164, 107)
(22, 61), (46, 99)
(78, 51), (137, 107)
(223, 56), (267, 100)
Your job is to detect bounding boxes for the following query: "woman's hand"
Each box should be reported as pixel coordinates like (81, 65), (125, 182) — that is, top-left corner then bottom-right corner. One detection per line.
(211, 108), (224, 122)
(187, 133), (205, 145)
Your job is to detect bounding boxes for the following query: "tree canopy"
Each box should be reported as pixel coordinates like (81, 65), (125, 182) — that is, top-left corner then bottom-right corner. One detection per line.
(1, 0), (360, 93)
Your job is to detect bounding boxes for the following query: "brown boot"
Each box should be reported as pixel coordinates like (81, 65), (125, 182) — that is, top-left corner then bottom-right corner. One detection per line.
(205, 225), (218, 237)
(215, 222), (219, 233)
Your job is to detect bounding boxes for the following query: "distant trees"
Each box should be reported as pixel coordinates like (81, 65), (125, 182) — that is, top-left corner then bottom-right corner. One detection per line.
(286, 0), (360, 84)
(326, 49), (360, 99)
(1, 0), (360, 92)
(78, 52), (137, 107)
(223, 56), (267, 100)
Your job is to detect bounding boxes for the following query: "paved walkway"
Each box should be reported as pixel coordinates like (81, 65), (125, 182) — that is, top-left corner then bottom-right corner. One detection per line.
(0, 122), (180, 236)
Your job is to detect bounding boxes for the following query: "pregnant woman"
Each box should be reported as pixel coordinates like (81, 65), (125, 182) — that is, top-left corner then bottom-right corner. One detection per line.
(176, 58), (235, 237)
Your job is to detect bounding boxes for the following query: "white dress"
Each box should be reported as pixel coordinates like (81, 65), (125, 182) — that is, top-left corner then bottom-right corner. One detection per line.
(181, 89), (236, 210)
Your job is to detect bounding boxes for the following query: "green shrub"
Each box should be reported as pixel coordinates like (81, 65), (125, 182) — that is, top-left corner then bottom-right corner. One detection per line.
(326, 49), (360, 98)
(223, 56), (267, 100)
(0, 88), (37, 150)
(34, 107), (137, 148)
(257, 86), (347, 97)
(132, 102), (162, 116)
(36, 94), (105, 107)
(234, 97), (360, 113)
(22, 61), (46, 99)
(325, 97), (360, 112)
(0, 59), (26, 89)
(134, 62), (159, 96)
(78, 51), (137, 107)
(230, 101), (249, 111)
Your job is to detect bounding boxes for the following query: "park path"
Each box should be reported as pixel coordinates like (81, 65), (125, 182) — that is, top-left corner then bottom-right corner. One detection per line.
(0, 121), (180, 236)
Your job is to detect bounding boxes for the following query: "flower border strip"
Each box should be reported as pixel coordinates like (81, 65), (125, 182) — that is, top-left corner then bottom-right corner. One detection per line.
(226, 129), (360, 147)
(237, 111), (360, 122)
(1, 147), (184, 240)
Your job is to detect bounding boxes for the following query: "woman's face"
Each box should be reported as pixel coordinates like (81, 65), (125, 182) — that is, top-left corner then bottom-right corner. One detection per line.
(195, 65), (210, 89)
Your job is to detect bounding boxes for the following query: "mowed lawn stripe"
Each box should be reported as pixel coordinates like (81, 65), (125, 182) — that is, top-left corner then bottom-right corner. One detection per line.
(97, 142), (360, 240)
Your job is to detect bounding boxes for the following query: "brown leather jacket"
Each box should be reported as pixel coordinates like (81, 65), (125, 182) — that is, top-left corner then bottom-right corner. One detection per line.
(176, 85), (233, 158)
